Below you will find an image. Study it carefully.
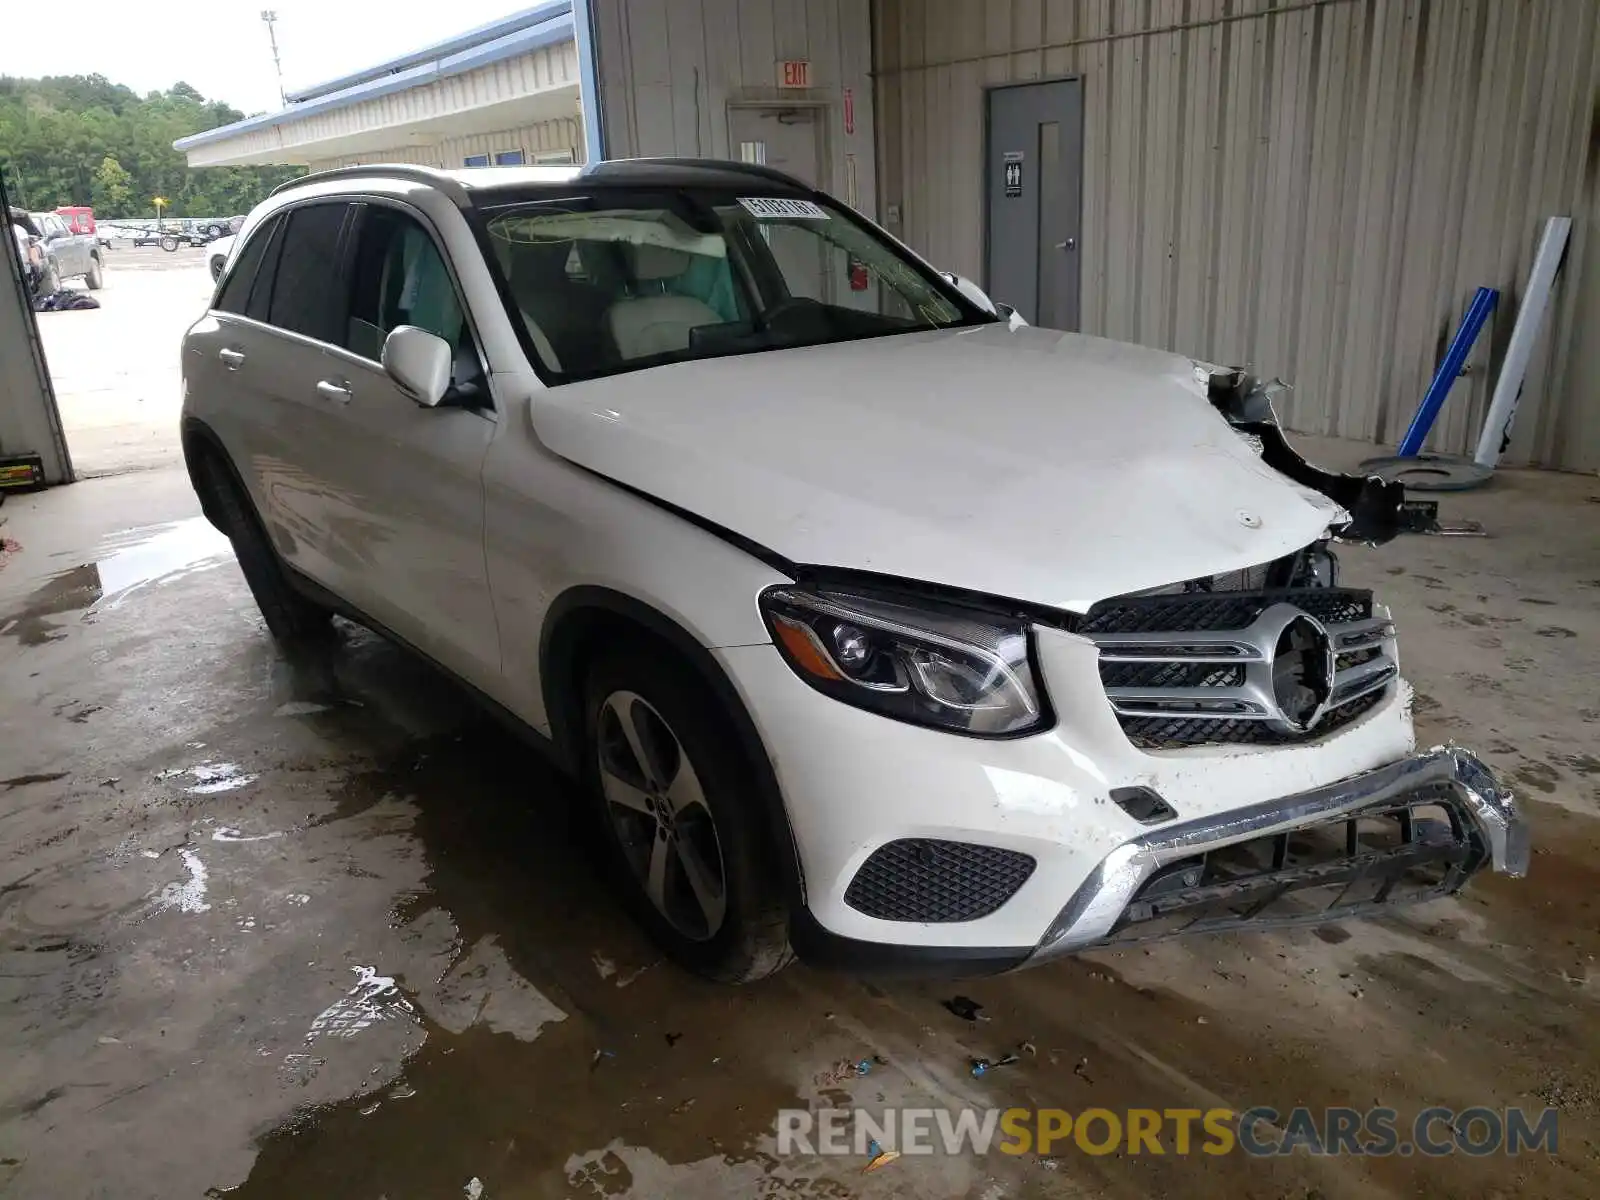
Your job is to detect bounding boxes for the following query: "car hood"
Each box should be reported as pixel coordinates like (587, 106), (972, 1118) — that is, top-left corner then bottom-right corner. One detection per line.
(528, 323), (1345, 612)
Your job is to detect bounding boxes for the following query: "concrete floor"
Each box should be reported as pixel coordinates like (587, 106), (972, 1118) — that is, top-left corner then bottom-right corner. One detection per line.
(39, 246), (214, 479)
(0, 448), (1596, 1198)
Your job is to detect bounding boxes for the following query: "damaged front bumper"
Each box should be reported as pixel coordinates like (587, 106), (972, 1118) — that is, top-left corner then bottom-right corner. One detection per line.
(1031, 746), (1528, 959)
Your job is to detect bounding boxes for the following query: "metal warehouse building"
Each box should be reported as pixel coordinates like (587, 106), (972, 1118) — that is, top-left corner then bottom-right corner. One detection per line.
(591, 0), (1600, 473)
(7, 0), (1598, 485)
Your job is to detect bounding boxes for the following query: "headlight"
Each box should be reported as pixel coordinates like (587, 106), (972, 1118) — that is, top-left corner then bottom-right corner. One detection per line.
(759, 587), (1049, 737)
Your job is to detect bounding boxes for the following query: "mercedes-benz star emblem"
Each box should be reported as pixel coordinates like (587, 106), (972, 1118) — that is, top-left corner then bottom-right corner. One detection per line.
(1270, 613), (1336, 730)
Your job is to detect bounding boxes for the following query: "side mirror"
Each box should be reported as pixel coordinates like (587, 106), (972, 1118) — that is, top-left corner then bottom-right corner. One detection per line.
(940, 270), (998, 317)
(382, 325), (452, 407)
(994, 302), (1029, 329)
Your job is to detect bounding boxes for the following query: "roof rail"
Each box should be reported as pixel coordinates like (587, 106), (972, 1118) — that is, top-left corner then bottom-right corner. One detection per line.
(596, 156), (813, 191)
(271, 164), (470, 203)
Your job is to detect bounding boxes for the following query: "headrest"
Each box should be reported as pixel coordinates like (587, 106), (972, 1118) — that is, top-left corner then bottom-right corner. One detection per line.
(627, 243), (691, 281)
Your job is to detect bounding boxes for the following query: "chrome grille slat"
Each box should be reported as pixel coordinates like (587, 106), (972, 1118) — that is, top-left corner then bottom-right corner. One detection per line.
(1086, 585), (1396, 747)
(1331, 658), (1398, 705)
(1104, 686), (1272, 718)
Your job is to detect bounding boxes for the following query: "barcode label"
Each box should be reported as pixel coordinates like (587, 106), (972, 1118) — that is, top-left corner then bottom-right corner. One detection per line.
(738, 197), (829, 220)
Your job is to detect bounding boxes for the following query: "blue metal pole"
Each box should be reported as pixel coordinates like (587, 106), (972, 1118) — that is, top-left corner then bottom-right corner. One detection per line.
(1397, 286), (1498, 456)
(571, 0), (607, 163)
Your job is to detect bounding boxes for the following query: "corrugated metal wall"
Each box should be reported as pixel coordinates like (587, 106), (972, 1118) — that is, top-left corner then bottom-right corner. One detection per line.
(593, 0), (879, 217)
(305, 118), (585, 173)
(876, 0), (1600, 469)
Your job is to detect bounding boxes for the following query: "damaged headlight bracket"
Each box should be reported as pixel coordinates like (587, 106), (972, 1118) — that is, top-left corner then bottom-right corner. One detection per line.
(1199, 366), (1407, 546)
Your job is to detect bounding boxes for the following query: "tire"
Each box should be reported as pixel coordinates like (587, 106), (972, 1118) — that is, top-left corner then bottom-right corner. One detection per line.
(583, 646), (793, 983)
(159, 234), (179, 252)
(197, 450), (334, 648)
(210, 255), (224, 283)
(38, 262), (61, 295)
(85, 256), (104, 290)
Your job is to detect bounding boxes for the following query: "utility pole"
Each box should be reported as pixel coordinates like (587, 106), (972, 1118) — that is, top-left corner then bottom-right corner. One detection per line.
(261, 11), (286, 107)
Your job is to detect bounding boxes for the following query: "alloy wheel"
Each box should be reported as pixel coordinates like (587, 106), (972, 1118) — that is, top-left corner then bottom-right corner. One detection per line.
(596, 690), (728, 941)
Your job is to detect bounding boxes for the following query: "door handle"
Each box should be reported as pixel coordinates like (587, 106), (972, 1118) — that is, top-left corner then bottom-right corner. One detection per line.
(218, 348), (245, 370)
(315, 379), (352, 404)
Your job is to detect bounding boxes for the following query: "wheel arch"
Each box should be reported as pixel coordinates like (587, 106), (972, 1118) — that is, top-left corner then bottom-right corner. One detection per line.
(179, 416), (238, 532)
(540, 585), (806, 910)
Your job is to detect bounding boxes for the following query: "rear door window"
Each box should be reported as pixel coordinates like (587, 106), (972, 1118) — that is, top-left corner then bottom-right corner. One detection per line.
(266, 203), (352, 343)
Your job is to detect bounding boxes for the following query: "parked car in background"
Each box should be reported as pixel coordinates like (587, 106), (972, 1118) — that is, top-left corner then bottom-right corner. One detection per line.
(9, 207), (51, 294)
(193, 215), (245, 239)
(55, 205), (96, 237)
(30, 210), (105, 289)
(207, 234), (235, 282)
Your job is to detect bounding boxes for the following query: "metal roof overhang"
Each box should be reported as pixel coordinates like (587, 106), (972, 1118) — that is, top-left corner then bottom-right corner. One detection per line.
(175, 5), (577, 167)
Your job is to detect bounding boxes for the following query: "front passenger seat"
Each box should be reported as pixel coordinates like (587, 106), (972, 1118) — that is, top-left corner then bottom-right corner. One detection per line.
(605, 245), (721, 360)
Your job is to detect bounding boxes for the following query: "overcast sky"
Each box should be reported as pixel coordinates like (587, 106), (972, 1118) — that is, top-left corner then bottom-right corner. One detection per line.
(1, 0), (533, 116)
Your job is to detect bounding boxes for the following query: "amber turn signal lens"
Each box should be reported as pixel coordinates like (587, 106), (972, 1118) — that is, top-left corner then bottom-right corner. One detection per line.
(772, 616), (844, 681)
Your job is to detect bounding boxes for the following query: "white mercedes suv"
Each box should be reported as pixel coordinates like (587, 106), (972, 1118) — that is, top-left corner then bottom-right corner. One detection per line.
(181, 161), (1526, 982)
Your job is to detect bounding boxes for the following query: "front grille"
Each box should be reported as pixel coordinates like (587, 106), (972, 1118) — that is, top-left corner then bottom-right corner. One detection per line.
(1083, 587), (1371, 636)
(1117, 689), (1386, 747)
(1099, 661), (1246, 690)
(844, 838), (1036, 923)
(1085, 584), (1397, 749)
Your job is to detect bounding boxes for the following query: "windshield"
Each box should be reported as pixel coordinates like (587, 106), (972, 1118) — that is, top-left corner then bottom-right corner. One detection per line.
(480, 189), (993, 382)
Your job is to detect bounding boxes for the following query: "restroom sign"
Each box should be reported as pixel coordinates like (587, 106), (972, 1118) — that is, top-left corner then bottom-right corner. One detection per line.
(1003, 151), (1024, 197)
(779, 60), (811, 89)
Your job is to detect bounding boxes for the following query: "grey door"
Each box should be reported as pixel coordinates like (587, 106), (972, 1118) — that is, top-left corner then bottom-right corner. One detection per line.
(727, 106), (823, 188)
(985, 80), (1082, 329)
(728, 106), (828, 298)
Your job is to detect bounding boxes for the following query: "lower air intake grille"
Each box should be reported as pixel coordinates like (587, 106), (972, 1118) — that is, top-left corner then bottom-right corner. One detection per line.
(844, 839), (1036, 923)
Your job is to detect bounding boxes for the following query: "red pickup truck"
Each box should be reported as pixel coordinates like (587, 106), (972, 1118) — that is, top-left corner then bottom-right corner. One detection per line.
(55, 206), (111, 247)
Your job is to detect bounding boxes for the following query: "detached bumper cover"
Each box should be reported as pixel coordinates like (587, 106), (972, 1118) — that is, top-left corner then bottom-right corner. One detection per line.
(1032, 745), (1527, 959)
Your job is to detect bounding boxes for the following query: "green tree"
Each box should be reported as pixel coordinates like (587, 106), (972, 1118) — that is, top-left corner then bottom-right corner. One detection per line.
(0, 73), (302, 218)
(90, 154), (133, 216)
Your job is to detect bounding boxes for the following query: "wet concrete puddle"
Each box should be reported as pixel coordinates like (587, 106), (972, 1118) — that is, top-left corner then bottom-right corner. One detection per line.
(1, 518), (1597, 1198)
(0, 516), (231, 646)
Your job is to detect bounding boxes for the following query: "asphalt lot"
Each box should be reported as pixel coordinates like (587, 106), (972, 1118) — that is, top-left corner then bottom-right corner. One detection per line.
(37, 244), (215, 479)
(2, 297), (1598, 1196)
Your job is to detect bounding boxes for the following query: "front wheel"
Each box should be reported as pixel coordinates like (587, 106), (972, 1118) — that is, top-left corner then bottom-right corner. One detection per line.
(583, 648), (792, 983)
(85, 256), (104, 289)
(159, 234), (179, 252)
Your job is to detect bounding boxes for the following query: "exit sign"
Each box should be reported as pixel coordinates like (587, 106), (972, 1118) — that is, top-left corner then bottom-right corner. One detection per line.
(778, 59), (811, 89)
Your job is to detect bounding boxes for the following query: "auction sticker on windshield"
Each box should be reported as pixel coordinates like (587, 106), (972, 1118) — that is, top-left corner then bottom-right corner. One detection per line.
(739, 197), (829, 220)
